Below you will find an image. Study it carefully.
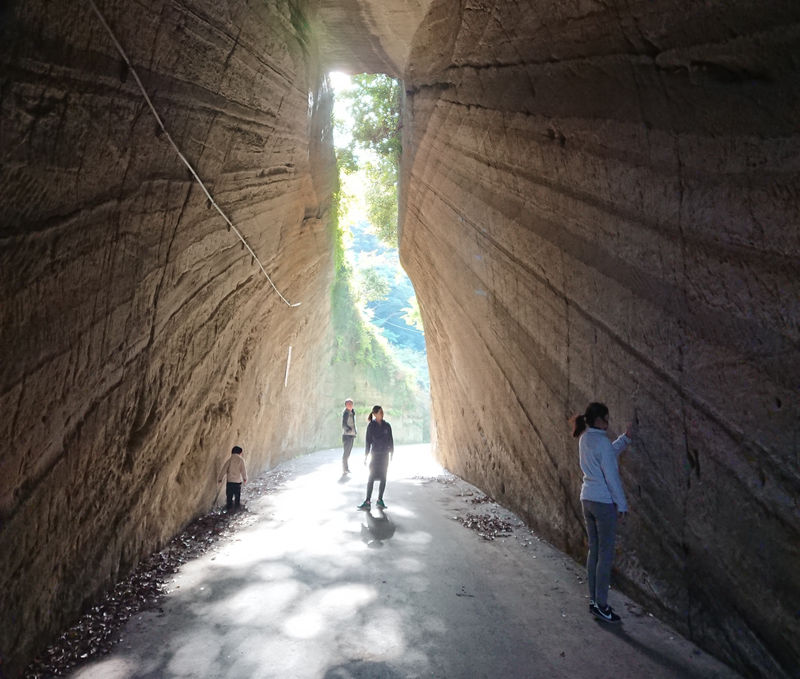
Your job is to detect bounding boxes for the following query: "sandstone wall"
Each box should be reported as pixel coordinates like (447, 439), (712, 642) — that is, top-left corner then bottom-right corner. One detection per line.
(399, 1), (800, 677)
(0, 0), (339, 673)
(314, 0), (431, 75)
(3, 0), (799, 676)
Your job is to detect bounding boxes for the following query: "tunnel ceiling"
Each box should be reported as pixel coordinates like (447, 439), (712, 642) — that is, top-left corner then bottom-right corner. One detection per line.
(1, 1), (799, 677)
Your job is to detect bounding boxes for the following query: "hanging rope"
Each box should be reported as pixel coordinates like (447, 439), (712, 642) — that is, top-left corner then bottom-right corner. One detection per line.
(86, 0), (301, 307)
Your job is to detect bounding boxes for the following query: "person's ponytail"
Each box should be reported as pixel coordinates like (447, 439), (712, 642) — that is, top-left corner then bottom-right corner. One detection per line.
(570, 414), (587, 438)
(368, 404), (382, 422)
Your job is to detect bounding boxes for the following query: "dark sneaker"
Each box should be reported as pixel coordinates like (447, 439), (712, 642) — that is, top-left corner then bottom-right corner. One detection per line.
(376, 499), (387, 509)
(589, 599), (596, 613)
(357, 500), (371, 510)
(591, 604), (621, 623)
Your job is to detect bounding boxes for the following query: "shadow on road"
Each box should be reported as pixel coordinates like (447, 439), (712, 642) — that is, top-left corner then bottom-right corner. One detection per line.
(596, 621), (708, 679)
(323, 659), (406, 679)
(361, 510), (397, 547)
(68, 446), (738, 679)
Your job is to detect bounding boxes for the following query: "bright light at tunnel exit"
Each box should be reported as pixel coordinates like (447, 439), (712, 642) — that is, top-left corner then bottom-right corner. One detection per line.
(328, 71), (355, 147)
(328, 70), (430, 402)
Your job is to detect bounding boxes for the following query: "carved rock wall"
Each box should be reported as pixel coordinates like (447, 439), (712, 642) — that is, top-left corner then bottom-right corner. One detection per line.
(2, 0), (799, 677)
(399, 1), (800, 677)
(0, 0), (338, 673)
(314, 0), (431, 75)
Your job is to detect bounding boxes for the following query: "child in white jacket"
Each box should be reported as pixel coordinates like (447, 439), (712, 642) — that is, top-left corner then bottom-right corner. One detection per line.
(218, 445), (247, 511)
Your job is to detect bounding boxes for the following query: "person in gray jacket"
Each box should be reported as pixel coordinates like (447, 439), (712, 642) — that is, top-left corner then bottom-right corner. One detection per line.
(341, 399), (357, 473)
(571, 402), (632, 623)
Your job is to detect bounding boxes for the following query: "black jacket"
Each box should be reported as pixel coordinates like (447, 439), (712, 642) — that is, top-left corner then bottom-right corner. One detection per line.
(365, 420), (394, 456)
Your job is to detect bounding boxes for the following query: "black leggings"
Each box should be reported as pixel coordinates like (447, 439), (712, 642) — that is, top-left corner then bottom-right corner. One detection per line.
(366, 455), (390, 501)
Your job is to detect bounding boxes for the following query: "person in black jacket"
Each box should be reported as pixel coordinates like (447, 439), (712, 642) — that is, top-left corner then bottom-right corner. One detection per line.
(341, 399), (357, 473)
(357, 405), (394, 511)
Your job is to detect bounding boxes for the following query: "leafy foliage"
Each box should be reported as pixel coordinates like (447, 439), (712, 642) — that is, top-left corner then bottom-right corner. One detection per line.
(401, 296), (424, 332)
(345, 74), (401, 160)
(335, 146), (359, 174)
(357, 267), (391, 304)
(365, 162), (398, 247)
(337, 74), (401, 248)
(330, 73), (430, 428)
(329, 190), (401, 372)
(329, 182), (428, 440)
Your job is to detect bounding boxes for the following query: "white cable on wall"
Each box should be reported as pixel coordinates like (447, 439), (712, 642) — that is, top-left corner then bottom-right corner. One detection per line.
(86, 0), (301, 308)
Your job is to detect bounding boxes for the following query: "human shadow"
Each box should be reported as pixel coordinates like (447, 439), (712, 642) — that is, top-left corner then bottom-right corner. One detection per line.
(360, 509), (396, 548)
(595, 621), (722, 679)
(323, 659), (406, 679)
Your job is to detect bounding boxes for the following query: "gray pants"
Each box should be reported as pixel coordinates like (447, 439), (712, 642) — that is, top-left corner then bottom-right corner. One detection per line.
(342, 435), (355, 471)
(582, 500), (617, 608)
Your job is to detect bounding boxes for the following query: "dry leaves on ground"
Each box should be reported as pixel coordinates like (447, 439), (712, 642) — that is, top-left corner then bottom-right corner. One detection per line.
(454, 512), (513, 540)
(23, 467), (289, 678)
(411, 474), (457, 485)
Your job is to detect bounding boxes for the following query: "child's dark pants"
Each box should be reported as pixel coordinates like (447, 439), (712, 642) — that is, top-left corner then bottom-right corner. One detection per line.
(226, 482), (242, 509)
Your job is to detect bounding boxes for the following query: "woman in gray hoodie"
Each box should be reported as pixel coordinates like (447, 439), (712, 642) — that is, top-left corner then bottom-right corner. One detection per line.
(571, 402), (632, 623)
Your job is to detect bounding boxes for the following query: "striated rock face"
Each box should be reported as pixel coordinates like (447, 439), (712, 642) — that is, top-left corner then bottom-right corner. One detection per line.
(0, 0), (340, 673)
(2, 0), (799, 677)
(399, 1), (800, 677)
(314, 0), (431, 75)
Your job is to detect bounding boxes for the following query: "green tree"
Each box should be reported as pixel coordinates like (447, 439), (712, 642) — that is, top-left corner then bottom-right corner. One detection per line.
(337, 74), (401, 247)
(358, 267), (391, 303)
(345, 74), (401, 161)
(365, 161), (398, 247)
(401, 295), (423, 332)
(336, 146), (359, 174)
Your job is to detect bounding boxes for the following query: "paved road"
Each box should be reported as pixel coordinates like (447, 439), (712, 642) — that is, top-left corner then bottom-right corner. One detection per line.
(71, 445), (738, 679)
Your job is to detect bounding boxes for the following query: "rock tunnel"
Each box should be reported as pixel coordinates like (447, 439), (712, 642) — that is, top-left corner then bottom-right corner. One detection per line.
(1, 0), (799, 676)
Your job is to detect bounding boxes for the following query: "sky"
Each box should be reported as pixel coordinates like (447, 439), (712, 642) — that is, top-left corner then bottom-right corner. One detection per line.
(329, 71), (355, 147)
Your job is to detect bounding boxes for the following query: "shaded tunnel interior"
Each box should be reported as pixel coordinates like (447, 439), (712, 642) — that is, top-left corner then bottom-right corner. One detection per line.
(1, 1), (799, 677)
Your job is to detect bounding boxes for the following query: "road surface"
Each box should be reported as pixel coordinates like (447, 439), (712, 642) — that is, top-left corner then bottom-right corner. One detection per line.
(70, 445), (738, 679)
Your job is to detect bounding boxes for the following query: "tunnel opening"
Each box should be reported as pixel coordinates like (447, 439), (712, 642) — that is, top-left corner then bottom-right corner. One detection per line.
(327, 71), (430, 445)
